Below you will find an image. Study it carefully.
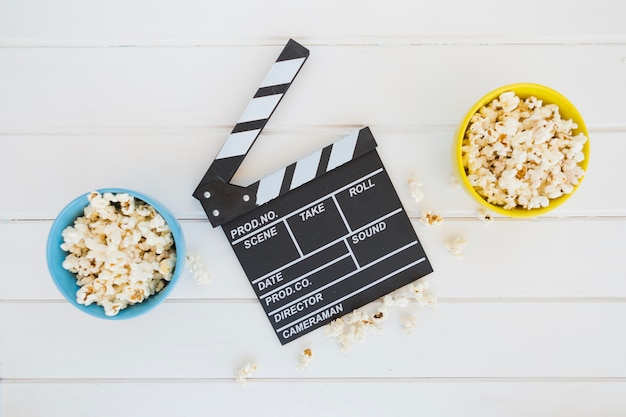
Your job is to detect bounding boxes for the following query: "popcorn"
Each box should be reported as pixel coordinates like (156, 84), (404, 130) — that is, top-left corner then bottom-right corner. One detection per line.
(407, 279), (437, 309)
(371, 306), (389, 324)
(185, 254), (211, 285)
(346, 309), (370, 324)
(445, 237), (468, 259)
(407, 279), (430, 301)
(235, 362), (258, 387)
(324, 317), (345, 338)
(60, 191), (176, 316)
(296, 349), (314, 371)
(419, 209), (443, 227)
(337, 320), (373, 353)
(449, 174), (460, 190)
(418, 292), (439, 310)
(400, 315), (418, 334)
(407, 175), (424, 203)
(325, 279), (437, 351)
(326, 309), (381, 353)
(382, 294), (396, 308)
(462, 92), (587, 210)
(476, 208), (494, 223)
(391, 293), (410, 308)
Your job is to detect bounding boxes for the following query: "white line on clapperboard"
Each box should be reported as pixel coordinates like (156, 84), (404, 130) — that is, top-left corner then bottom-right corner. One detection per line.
(283, 221), (304, 257)
(231, 167), (384, 246)
(259, 253), (352, 299)
(268, 240), (420, 316)
(276, 256), (427, 333)
(258, 206), (403, 298)
(331, 193), (360, 267)
(251, 206), (403, 286)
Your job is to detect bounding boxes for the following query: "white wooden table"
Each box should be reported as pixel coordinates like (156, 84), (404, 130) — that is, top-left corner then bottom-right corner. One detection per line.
(2, 1), (626, 415)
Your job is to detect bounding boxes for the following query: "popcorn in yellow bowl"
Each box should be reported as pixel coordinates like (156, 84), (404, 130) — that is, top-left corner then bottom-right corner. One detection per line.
(455, 83), (590, 217)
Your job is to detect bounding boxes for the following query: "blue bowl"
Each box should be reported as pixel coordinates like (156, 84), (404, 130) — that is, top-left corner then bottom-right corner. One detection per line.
(46, 188), (186, 319)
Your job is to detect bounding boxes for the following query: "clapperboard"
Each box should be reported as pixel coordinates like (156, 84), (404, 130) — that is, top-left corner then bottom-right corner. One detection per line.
(193, 39), (433, 344)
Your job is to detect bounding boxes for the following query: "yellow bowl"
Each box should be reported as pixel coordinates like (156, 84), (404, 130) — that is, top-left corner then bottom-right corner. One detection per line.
(454, 83), (590, 218)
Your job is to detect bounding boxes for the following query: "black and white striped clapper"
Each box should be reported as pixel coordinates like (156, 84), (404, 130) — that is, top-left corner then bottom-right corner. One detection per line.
(193, 39), (433, 344)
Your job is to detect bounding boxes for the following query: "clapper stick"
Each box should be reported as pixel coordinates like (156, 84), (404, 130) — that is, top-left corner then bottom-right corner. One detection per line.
(193, 39), (433, 344)
(193, 39), (310, 226)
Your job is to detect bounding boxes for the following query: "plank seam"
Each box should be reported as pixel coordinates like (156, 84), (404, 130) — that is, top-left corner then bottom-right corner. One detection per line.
(4, 377), (626, 384)
(2, 297), (626, 304)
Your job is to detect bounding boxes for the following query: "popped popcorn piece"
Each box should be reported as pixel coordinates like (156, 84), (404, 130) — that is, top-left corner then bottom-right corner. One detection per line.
(391, 292), (410, 308)
(407, 279), (430, 301)
(296, 349), (314, 371)
(407, 175), (424, 203)
(337, 333), (354, 353)
(449, 174), (460, 190)
(400, 315), (418, 334)
(337, 320), (373, 353)
(445, 237), (468, 259)
(370, 306), (388, 324)
(462, 92), (587, 210)
(346, 309), (370, 324)
(326, 309), (381, 353)
(382, 294), (396, 308)
(476, 208), (494, 223)
(235, 362), (258, 387)
(60, 191), (176, 316)
(418, 292), (439, 310)
(186, 254), (211, 285)
(406, 279), (438, 309)
(419, 209), (444, 227)
(325, 280), (437, 351)
(324, 318), (345, 338)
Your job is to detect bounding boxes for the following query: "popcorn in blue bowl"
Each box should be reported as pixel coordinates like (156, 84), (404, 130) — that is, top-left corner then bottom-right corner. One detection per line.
(46, 188), (185, 319)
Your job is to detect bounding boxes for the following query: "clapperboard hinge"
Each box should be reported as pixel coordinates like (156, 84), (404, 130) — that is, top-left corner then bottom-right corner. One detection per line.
(193, 39), (312, 227)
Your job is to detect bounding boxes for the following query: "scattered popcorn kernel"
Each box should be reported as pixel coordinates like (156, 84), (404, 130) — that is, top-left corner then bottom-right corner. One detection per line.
(407, 175), (424, 203)
(401, 315), (418, 334)
(328, 312), (379, 353)
(371, 306), (388, 324)
(418, 293), (439, 310)
(476, 208), (494, 223)
(186, 254), (211, 285)
(346, 310), (369, 324)
(338, 334), (353, 353)
(235, 362), (258, 387)
(382, 294), (396, 308)
(324, 318), (345, 338)
(297, 349), (314, 371)
(449, 174), (460, 190)
(445, 237), (469, 259)
(392, 292), (410, 308)
(462, 92), (588, 210)
(419, 209), (444, 227)
(326, 281), (437, 352)
(407, 279), (430, 300)
(60, 192), (176, 316)
(407, 279), (437, 309)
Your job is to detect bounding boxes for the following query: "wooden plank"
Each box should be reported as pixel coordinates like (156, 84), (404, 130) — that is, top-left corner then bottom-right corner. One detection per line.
(2, 218), (625, 300)
(1, 301), (625, 379)
(1, 46), (624, 132)
(3, 380), (626, 417)
(0, 131), (623, 219)
(1, 0), (624, 45)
